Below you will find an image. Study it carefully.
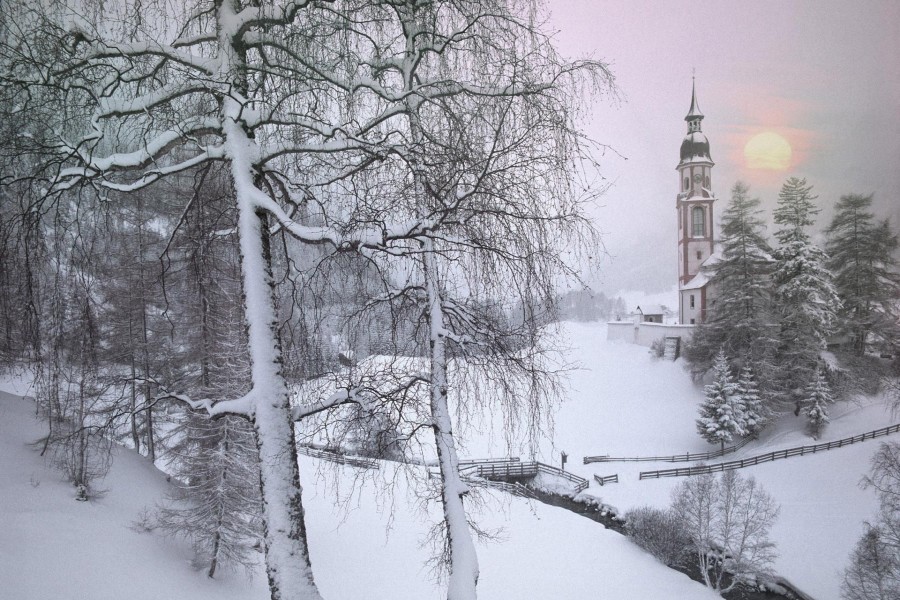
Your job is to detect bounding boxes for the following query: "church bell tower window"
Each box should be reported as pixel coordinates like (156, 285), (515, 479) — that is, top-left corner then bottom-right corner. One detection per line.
(692, 206), (705, 237)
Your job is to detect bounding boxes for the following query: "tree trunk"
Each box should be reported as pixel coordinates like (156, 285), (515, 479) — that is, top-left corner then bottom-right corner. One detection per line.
(137, 194), (155, 462)
(129, 319), (141, 453)
(424, 245), (479, 600)
(227, 115), (322, 599)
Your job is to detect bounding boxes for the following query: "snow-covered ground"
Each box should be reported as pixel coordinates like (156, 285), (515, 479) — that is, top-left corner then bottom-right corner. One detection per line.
(0, 384), (718, 600)
(1, 320), (891, 599)
(460, 321), (889, 600)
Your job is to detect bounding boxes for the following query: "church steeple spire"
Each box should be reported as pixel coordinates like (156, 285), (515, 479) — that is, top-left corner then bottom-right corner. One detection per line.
(679, 78), (712, 164)
(685, 77), (704, 132)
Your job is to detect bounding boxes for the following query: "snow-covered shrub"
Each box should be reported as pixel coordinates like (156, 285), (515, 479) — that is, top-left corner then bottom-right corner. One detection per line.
(624, 506), (690, 567)
(649, 338), (666, 360)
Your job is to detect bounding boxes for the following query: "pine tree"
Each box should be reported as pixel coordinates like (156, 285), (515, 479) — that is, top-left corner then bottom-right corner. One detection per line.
(697, 349), (745, 449)
(804, 367), (834, 439)
(157, 415), (263, 577)
(826, 194), (900, 356)
(772, 177), (842, 410)
(685, 182), (776, 379)
(736, 364), (768, 437)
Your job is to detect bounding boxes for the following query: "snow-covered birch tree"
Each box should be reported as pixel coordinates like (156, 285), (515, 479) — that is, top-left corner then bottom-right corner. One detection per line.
(0, 1), (390, 597)
(672, 470), (779, 594)
(843, 442), (900, 599)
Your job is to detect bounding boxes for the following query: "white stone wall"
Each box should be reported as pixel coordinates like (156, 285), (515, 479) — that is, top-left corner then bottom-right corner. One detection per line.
(607, 321), (695, 348)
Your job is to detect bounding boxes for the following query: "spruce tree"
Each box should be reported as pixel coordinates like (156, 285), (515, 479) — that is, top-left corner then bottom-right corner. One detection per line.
(804, 367), (834, 439)
(826, 194), (900, 356)
(685, 182), (776, 379)
(697, 349), (745, 449)
(737, 364), (768, 437)
(772, 177), (841, 410)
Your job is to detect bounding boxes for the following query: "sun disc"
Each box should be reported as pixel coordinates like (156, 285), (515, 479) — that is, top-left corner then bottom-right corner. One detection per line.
(744, 132), (792, 170)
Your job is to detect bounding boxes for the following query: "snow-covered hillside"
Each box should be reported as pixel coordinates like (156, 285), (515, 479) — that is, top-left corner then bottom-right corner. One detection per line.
(460, 321), (888, 600)
(2, 320), (892, 599)
(0, 386), (718, 600)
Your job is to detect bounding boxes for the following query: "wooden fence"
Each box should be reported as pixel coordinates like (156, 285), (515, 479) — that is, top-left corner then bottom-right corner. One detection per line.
(297, 445), (379, 470)
(470, 479), (540, 500)
(585, 436), (754, 464)
(460, 458), (589, 493)
(639, 423), (900, 480)
(593, 473), (619, 486)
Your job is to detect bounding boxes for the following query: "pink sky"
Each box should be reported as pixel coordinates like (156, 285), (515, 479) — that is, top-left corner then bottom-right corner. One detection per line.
(546, 0), (900, 293)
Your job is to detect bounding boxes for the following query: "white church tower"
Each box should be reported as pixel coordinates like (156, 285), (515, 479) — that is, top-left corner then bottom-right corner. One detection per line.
(677, 80), (717, 324)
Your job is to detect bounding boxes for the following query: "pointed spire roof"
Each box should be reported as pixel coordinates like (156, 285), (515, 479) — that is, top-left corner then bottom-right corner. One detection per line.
(685, 77), (704, 122)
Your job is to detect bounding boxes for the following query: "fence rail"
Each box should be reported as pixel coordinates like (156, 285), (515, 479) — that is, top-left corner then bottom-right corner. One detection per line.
(639, 423), (900, 480)
(297, 445), (379, 470)
(593, 473), (619, 486)
(461, 458), (589, 493)
(471, 479), (540, 500)
(585, 436), (755, 464)
(459, 457), (521, 468)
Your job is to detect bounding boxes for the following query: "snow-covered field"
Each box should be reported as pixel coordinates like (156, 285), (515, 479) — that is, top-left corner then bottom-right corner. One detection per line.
(0, 384), (717, 599)
(459, 321), (889, 600)
(1, 320), (892, 599)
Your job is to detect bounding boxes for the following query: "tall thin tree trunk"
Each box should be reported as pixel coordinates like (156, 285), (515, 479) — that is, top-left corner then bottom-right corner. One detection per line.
(208, 432), (228, 579)
(129, 318), (141, 453)
(424, 245), (479, 600)
(223, 111), (322, 598)
(137, 195), (155, 462)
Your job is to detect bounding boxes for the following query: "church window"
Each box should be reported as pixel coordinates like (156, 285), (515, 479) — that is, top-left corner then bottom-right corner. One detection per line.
(705, 176), (710, 188)
(690, 318), (695, 324)
(692, 206), (705, 237)
(684, 177), (689, 190)
(696, 250), (702, 260)
(690, 295), (695, 309)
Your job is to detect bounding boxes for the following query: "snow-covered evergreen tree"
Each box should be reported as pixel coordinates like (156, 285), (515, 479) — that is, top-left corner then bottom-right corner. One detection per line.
(685, 182), (776, 380)
(697, 349), (746, 449)
(158, 415), (262, 577)
(736, 364), (768, 437)
(772, 177), (842, 410)
(804, 367), (834, 439)
(826, 193), (900, 356)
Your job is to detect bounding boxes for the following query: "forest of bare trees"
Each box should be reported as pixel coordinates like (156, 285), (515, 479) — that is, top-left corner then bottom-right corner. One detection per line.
(0, 1), (612, 598)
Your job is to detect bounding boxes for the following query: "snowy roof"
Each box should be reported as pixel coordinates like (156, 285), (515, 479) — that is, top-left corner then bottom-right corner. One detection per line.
(679, 132), (712, 164)
(636, 304), (666, 316)
(680, 251), (721, 291)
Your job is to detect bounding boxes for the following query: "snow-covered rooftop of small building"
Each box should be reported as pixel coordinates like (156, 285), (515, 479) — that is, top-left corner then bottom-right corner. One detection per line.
(635, 304), (667, 315)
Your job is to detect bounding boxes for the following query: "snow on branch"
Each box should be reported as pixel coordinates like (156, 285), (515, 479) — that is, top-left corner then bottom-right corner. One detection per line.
(142, 379), (254, 419)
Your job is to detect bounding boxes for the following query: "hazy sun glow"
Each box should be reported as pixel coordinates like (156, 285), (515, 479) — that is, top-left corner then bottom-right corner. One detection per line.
(744, 132), (792, 170)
